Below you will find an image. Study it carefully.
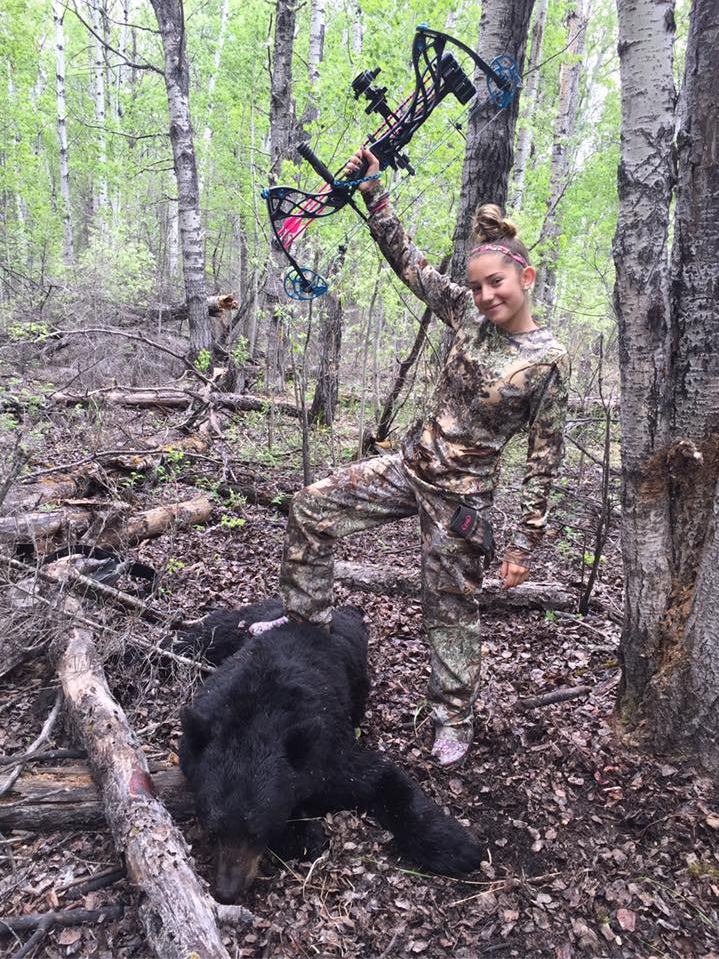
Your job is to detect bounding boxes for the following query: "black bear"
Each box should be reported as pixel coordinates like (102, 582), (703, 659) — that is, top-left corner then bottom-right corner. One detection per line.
(178, 599), (484, 902)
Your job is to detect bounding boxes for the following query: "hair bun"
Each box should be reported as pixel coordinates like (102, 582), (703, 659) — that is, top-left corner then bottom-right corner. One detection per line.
(472, 203), (518, 243)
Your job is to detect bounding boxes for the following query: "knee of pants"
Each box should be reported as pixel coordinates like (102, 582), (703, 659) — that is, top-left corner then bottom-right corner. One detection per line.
(289, 488), (334, 542)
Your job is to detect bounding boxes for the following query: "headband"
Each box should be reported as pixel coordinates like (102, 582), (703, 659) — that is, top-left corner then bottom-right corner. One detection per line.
(468, 243), (528, 269)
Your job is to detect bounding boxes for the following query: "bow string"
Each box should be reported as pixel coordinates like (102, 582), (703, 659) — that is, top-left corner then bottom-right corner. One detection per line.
(262, 24), (520, 300)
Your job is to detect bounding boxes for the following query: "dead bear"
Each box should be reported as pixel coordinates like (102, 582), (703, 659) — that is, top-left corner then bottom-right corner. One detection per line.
(179, 599), (484, 902)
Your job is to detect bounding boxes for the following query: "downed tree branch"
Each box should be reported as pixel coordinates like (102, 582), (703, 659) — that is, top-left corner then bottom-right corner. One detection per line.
(55, 597), (236, 958)
(334, 561), (578, 610)
(44, 327), (213, 385)
(3, 553), (172, 623)
(517, 685), (592, 710)
(0, 763), (192, 832)
(0, 690), (63, 799)
(51, 388), (300, 418)
(0, 508), (93, 546)
(0, 903), (125, 955)
(0, 492), (211, 550)
(90, 493), (213, 549)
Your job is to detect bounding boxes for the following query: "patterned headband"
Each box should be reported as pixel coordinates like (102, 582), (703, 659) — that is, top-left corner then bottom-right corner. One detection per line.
(469, 243), (528, 269)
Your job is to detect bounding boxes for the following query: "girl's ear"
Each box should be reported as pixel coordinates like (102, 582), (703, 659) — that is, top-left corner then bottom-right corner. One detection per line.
(521, 265), (536, 290)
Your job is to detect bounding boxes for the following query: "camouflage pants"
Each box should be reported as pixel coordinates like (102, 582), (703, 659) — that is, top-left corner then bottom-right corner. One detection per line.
(279, 453), (489, 737)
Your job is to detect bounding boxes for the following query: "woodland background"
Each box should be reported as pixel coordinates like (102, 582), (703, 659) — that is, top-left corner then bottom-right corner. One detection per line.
(1, 0), (718, 958)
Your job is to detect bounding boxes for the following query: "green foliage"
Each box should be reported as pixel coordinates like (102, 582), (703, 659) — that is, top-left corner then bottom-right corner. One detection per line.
(7, 322), (50, 342)
(220, 513), (246, 530)
(194, 350), (212, 374)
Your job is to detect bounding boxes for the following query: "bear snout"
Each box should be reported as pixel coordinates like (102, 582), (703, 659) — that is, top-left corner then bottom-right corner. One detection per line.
(214, 839), (264, 902)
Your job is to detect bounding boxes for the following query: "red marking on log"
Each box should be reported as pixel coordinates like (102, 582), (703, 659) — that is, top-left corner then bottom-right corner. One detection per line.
(129, 766), (157, 800)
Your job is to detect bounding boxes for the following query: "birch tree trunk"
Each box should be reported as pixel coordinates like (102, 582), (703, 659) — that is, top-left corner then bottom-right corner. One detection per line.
(265, 0), (299, 390)
(615, 0), (719, 770)
(300, 0), (325, 129)
(199, 0), (230, 195)
(449, 0), (535, 283)
(533, 0), (589, 317)
(90, 0), (109, 223)
(509, 0), (548, 210)
(53, 0), (74, 266)
(149, 0), (212, 359)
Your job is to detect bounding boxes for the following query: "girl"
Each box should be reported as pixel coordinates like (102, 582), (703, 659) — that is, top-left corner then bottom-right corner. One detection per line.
(253, 147), (570, 768)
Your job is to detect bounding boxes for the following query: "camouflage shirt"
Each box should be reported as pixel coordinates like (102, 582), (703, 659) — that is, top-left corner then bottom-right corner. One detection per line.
(362, 182), (571, 568)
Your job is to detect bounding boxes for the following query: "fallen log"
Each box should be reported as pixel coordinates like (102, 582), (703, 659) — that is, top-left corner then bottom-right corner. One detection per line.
(0, 508), (93, 546)
(90, 493), (213, 549)
(334, 561), (578, 610)
(47, 389), (300, 418)
(0, 763), (192, 832)
(0, 494), (212, 551)
(55, 597), (234, 958)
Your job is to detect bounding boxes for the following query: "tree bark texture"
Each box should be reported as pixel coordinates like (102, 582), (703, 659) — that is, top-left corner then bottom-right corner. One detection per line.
(615, 0), (719, 768)
(509, 0), (548, 210)
(53, 0), (75, 265)
(0, 763), (192, 832)
(55, 601), (231, 959)
(308, 251), (344, 426)
(149, 0), (211, 359)
(533, 0), (588, 317)
(449, 0), (536, 282)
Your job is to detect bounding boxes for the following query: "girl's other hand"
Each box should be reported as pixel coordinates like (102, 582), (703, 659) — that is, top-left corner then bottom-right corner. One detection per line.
(500, 561), (529, 589)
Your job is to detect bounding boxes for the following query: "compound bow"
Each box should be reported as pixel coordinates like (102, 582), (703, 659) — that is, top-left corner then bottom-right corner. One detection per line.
(262, 24), (520, 300)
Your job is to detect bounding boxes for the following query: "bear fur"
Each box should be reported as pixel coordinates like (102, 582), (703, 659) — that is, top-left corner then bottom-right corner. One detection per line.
(179, 599), (484, 902)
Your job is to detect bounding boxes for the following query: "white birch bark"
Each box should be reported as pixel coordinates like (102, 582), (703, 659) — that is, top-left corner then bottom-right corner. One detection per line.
(90, 0), (109, 222)
(534, 0), (589, 316)
(613, 0), (675, 714)
(149, 0), (211, 357)
(510, 0), (548, 210)
(301, 0), (325, 128)
(198, 0), (230, 195)
(53, 0), (75, 266)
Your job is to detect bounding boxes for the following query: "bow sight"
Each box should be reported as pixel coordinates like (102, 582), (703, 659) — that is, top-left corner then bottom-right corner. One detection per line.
(262, 25), (520, 301)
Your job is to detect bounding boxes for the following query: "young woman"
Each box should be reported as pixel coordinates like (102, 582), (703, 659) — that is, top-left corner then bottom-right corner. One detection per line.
(253, 147), (570, 768)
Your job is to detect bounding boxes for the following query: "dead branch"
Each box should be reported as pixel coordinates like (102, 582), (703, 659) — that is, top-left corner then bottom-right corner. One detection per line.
(334, 561), (578, 610)
(0, 508), (93, 547)
(0, 763), (192, 832)
(46, 387), (300, 418)
(517, 685), (593, 710)
(0, 690), (63, 799)
(91, 493), (212, 549)
(54, 597), (235, 958)
(1, 904), (123, 932)
(44, 327), (213, 385)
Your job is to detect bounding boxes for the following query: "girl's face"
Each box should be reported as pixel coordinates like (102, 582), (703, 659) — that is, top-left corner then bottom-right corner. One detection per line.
(466, 253), (537, 332)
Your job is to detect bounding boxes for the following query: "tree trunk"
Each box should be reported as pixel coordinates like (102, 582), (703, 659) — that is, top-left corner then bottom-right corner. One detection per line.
(90, 0), (109, 221)
(533, 0), (589, 317)
(300, 0), (325, 129)
(615, 0), (719, 770)
(449, 0), (536, 283)
(308, 248), (346, 426)
(509, 0), (548, 210)
(199, 0), (230, 195)
(264, 0), (299, 389)
(52, 0), (74, 266)
(149, 0), (212, 360)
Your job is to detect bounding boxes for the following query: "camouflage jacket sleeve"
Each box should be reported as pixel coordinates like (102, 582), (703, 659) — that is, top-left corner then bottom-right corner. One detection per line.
(361, 181), (473, 330)
(504, 352), (571, 569)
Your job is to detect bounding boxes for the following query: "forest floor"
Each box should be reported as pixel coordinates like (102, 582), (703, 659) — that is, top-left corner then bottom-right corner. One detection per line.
(1, 387), (718, 959)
